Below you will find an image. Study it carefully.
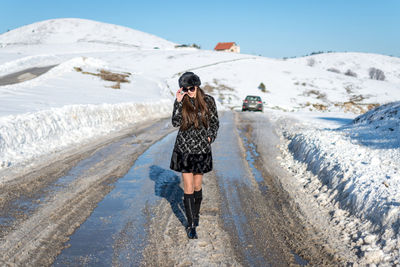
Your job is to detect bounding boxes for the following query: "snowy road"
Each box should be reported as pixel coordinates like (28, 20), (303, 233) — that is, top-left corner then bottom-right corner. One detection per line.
(0, 65), (57, 85)
(0, 118), (175, 266)
(1, 112), (350, 266)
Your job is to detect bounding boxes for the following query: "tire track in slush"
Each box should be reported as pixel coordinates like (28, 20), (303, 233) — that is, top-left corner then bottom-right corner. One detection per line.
(212, 112), (308, 266)
(53, 131), (178, 266)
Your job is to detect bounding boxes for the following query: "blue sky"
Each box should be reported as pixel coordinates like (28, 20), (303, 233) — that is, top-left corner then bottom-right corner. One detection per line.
(1, 0), (399, 58)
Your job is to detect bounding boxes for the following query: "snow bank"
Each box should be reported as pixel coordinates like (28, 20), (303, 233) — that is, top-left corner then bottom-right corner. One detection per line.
(349, 101), (400, 149)
(281, 102), (400, 262)
(0, 100), (172, 173)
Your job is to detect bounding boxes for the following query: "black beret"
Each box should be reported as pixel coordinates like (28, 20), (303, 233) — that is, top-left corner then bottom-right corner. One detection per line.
(178, 72), (201, 88)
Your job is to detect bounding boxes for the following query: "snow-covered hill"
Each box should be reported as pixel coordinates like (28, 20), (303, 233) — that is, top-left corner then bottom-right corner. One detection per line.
(289, 52), (400, 84)
(0, 18), (176, 49)
(189, 53), (400, 113)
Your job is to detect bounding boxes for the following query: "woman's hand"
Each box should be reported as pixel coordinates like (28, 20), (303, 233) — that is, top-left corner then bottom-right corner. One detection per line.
(176, 87), (186, 102)
(208, 137), (211, 143)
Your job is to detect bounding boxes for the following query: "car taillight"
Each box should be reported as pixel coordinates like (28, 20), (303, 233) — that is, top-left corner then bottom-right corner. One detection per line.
(257, 101), (262, 104)
(244, 100), (248, 103)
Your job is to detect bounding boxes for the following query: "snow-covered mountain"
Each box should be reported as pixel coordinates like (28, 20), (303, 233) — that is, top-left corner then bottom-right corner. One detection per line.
(0, 18), (176, 49)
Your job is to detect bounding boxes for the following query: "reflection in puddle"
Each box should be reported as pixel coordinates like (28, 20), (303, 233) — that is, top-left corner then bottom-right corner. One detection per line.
(238, 129), (268, 195)
(0, 139), (129, 237)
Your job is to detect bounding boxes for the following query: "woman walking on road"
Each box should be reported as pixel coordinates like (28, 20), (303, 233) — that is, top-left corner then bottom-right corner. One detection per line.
(170, 72), (219, 239)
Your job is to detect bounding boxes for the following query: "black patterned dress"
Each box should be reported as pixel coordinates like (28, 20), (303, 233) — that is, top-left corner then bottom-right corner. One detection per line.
(170, 94), (219, 173)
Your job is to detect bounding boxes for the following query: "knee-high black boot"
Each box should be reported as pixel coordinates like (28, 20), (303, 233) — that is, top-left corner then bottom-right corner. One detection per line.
(193, 189), (202, 227)
(183, 193), (197, 239)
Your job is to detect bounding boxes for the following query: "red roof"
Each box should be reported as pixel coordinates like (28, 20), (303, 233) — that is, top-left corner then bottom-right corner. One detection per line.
(214, 42), (236, 50)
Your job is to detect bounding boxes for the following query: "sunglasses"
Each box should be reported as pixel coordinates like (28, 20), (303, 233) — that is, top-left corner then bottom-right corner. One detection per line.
(182, 86), (196, 92)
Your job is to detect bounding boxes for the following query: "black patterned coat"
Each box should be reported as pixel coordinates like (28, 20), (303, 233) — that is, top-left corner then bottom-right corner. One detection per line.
(170, 94), (219, 173)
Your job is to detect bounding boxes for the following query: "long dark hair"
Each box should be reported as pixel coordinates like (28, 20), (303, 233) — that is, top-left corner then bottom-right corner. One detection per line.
(181, 87), (210, 131)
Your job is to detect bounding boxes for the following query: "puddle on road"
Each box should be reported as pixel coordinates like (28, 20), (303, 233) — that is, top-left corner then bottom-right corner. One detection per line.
(238, 129), (269, 195)
(0, 139), (131, 238)
(53, 131), (180, 266)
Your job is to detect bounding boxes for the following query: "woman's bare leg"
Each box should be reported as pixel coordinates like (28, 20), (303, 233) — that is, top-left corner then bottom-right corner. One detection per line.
(182, 172), (194, 194)
(193, 173), (203, 191)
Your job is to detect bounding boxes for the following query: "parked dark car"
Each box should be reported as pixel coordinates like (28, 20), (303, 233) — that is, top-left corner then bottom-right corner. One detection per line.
(242, 95), (263, 112)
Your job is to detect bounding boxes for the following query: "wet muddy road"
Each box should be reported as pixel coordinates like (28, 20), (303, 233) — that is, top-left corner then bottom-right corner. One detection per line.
(0, 111), (344, 266)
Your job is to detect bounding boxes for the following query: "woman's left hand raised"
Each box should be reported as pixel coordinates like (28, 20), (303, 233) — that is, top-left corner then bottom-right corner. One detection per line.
(176, 87), (186, 102)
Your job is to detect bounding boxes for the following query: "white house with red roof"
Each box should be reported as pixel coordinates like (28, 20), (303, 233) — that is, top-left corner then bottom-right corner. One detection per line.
(214, 42), (240, 53)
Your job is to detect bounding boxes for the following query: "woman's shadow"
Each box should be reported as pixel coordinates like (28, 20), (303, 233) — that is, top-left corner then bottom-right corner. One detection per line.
(149, 165), (186, 226)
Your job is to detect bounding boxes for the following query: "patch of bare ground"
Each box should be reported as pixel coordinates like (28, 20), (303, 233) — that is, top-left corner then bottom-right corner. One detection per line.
(294, 81), (316, 87)
(300, 101), (379, 113)
(270, 106), (289, 112)
(300, 88), (330, 111)
(203, 79), (240, 108)
(302, 89), (327, 100)
(74, 67), (131, 89)
(300, 102), (329, 111)
(345, 85), (354, 94)
(335, 94), (379, 114)
(338, 85), (380, 114)
(334, 101), (380, 114)
(297, 85), (380, 113)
